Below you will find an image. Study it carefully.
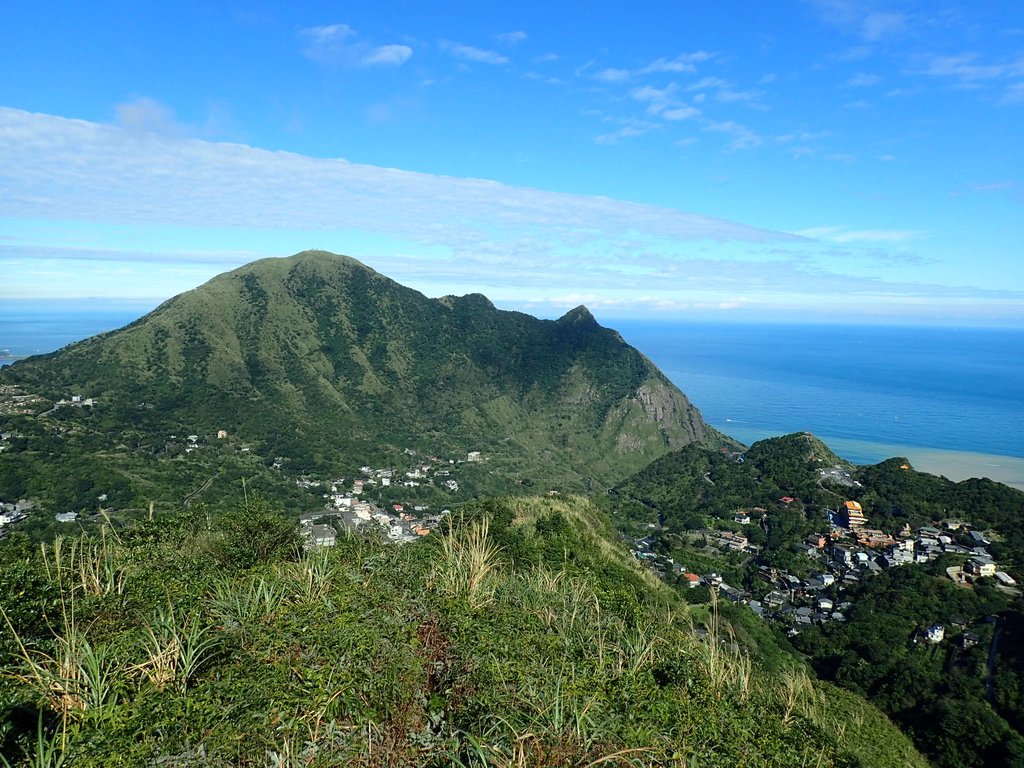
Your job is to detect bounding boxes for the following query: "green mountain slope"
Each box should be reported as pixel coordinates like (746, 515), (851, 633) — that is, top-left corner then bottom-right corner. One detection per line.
(1, 251), (717, 489)
(0, 494), (926, 767)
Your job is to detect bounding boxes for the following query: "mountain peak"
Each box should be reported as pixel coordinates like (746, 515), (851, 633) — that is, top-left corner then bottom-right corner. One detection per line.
(557, 305), (598, 325)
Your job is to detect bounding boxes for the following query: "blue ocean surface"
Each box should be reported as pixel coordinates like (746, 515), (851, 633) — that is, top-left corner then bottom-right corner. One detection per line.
(612, 321), (1024, 463)
(0, 301), (156, 362)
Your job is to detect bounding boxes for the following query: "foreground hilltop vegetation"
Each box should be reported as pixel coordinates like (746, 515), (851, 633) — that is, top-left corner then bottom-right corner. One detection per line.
(0, 250), (720, 493)
(0, 494), (925, 767)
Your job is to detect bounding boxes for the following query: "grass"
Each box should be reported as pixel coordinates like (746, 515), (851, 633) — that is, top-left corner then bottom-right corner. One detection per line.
(0, 494), (928, 767)
(432, 515), (504, 610)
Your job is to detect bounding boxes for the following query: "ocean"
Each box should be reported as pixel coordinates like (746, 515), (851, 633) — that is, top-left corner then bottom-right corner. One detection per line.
(613, 321), (1024, 489)
(2, 304), (1022, 488)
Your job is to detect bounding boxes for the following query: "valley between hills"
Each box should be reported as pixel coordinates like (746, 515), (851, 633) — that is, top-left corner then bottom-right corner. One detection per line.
(1, 252), (1022, 767)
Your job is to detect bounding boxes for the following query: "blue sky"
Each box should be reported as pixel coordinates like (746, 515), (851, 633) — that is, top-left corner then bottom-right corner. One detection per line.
(1, 0), (1022, 325)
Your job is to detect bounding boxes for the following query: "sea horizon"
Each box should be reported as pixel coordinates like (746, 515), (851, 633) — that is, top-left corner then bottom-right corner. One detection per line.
(2, 302), (1022, 490)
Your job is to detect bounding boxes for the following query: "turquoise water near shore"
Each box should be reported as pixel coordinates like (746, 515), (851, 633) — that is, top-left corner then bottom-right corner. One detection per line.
(2, 305), (1022, 489)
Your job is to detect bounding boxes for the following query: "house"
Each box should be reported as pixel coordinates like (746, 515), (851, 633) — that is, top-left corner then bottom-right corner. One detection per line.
(717, 532), (748, 551)
(308, 525), (337, 547)
(965, 557), (997, 578)
(217, 429), (228, 439)
(683, 573), (701, 588)
(733, 513), (751, 525)
(924, 623), (945, 643)
(805, 534), (827, 549)
(816, 596), (835, 612)
(830, 543), (856, 567)
(467, 451), (482, 462)
(795, 543), (819, 558)
(55, 512), (78, 523)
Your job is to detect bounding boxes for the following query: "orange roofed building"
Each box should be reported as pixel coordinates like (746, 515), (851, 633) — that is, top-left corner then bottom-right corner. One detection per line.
(841, 500), (867, 529)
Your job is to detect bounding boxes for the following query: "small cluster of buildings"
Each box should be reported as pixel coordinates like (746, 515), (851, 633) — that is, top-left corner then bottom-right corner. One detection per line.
(0, 384), (45, 416)
(0, 499), (33, 538)
(296, 456), (474, 548)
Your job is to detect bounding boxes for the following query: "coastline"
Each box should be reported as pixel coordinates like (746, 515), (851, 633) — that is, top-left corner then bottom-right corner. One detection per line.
(721, 424), (1024, 491)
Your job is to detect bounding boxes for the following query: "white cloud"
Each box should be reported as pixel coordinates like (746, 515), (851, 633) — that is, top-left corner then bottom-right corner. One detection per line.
(496, 31), (527, 45)
(639, 52), (712, 74)
(594, 119), (661, 144)
(687, 76), (729, 91)
(362, 45), (412, 67)
(4, 108), (1014, 320)
(796, 226), (927, 243)
(921, 53), (1013, 81)
(301, 23), (353, 44)
(594, 67), (631, 83)
(847, 72), (881, 86)
(299, 23), (411, 68)
(704, 120), (763, 151)
(861, 12), (907, 42)
(663, 106), (701, 121)
(807, 2), (907, 41)
(630, 84), (700, 120)
(299, 23), (355, 63)
(0, 108), (789, 249)
(440, 41), (509, 65)
(114, 97), (184, 136)
(630, 84), (678, 113)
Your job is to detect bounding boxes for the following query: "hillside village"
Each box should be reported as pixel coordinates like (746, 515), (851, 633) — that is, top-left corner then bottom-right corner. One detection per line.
(292, 455), (479, 546)
(632, 492), (1018, 647)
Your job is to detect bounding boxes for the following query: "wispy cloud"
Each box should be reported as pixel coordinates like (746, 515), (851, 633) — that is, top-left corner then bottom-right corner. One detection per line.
(439, 41), (509, 65)
(114, 97), (185, 136)
(589, 51), (713, 82)
(299, 23), (411, 67)
(638, 52), (713, 74)
(3, 108), (1015, 321)
(914, 51), (1024, 103)
(594, 67), (631, 83)
(495, 31), (527, 45)
(362, 44), (413, 67)
(807, 1), (908, 42)
(593, 118), (661, 144)
(847, 72), (881, 86)
(704, 120), (763, 151)
(796, 226), (927, 243)
(0, 108), (790, 247)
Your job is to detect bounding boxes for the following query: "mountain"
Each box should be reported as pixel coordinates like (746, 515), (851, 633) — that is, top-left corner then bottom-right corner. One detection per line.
(1, 250), (721, 489)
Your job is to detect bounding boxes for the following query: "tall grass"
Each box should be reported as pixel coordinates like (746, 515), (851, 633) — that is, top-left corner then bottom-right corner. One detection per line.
(432, 516), (503, 609)
(208, 574), (287, 631)
(134, 605), (217, 692)
(692, 590), (752, 700)
(40, 526), (129, 598)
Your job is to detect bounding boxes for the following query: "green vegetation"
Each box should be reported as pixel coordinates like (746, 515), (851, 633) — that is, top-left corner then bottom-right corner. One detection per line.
(1, 495), (924, 766)
(611, 432), (1024, 768)
(0, 251), (722, 495)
